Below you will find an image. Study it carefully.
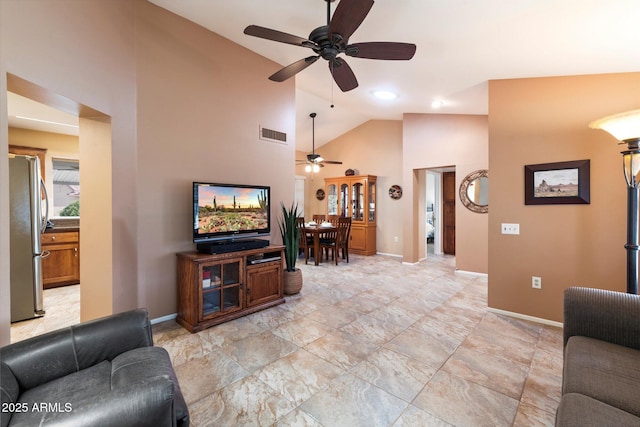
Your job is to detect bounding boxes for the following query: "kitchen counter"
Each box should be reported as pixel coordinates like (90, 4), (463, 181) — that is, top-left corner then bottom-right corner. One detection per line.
(45, 217), (79, 233)
(44, 226), (79, 233)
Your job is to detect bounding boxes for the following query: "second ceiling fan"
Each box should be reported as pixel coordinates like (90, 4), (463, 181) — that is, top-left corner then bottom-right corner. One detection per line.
(244, 0), (416, 92)
(297, 113), (342, 172)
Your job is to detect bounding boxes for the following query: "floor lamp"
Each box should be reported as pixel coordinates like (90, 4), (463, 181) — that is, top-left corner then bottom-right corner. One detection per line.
(590, 109), (640, 294)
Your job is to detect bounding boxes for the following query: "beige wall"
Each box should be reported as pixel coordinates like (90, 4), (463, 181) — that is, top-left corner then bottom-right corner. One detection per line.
(488, 72), (640, 322)
(402, 114), (489, 272)
(134, 2), (295, 317)
(301, 120), (404, 256)
(0, 0), (295, 344)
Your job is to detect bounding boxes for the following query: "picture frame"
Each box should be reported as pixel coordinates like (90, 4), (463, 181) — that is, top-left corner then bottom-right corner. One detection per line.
(524, 159), (590, 205)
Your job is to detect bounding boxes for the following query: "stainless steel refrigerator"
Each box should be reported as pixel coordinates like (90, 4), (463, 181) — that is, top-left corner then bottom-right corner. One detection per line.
(9, 155), (48, 322)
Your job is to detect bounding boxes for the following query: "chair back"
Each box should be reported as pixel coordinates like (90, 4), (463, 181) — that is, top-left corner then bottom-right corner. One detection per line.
(336, 217), (351, 247)
(312, 214), (326, 223)
(327, 214), (340, 225)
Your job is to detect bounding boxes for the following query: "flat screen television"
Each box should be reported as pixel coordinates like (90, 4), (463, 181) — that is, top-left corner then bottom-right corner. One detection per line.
(193, 182), (270, 243)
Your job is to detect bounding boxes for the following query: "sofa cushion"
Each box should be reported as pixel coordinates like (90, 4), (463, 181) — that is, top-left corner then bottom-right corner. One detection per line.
(9, 360), (111, 426)
(563, 336), (640, 417)
(556, 393), (640, 427)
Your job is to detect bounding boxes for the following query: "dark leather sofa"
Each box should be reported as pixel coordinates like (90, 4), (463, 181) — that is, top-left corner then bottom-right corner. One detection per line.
(556, 287), (640, 426)
(1, 309), (189, 427)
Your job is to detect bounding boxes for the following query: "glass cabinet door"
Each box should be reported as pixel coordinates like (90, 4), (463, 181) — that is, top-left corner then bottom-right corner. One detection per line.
(339, 183), (349, 218)
(368, 180), (376, 223)
(352, 182), (364, 221)
(202, 264), (222, 316)
(201, 259), (241, 319)
(327, 184), (338, 215)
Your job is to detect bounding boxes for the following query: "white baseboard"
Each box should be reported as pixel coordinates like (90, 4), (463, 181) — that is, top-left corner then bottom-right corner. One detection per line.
(455, 270), (488, 278)
(487, 307), (563, 328)
(376, 252), (402, 258)
(151, 313), (177, 325)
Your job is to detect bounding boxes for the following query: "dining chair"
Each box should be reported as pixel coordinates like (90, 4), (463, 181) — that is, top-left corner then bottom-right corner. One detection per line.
(327, 214), (340, 225)
(337, 217), (351, 263)
(296, 217), (313, 264)
(320, 218), (351, 265)
(319, 226), (340, 264)
(312, 214), (326, 223)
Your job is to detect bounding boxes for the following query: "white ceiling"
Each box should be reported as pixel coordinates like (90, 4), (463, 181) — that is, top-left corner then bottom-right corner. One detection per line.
(8, 0), (640, 152)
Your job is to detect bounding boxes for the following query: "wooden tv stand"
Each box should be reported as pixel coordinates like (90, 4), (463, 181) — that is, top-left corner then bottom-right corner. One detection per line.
(176, 245), (285, 333)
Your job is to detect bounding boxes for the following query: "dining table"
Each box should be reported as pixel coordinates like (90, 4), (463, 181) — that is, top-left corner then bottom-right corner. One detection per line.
(303, 223), (336, 266)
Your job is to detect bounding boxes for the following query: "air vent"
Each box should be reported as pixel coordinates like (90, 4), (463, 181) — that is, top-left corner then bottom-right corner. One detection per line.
(259, 126), (287, 144)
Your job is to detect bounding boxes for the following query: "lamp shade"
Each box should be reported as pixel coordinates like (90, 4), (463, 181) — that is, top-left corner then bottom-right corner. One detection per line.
(623, 151), (640, 188)
(589, 109), (640, 142)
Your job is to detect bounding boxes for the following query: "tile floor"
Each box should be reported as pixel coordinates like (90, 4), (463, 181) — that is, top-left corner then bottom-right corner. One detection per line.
(10, 282), (80, 343)
(10, 254), (564, 426)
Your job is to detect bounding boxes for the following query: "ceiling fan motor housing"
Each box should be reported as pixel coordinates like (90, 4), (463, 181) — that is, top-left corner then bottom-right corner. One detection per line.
(309, 26), (344, 60)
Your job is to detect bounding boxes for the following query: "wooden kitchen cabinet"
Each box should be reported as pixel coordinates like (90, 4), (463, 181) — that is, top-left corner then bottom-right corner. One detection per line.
(41, 230), (80, 288)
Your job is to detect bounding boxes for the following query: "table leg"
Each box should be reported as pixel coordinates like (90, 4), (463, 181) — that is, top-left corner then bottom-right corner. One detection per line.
(314, 232), (321, 266)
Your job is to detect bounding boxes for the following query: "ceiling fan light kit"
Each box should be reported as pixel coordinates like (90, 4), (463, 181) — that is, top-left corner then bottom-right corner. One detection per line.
(244, 0), (416, 92)
(296, 112), (343, 172)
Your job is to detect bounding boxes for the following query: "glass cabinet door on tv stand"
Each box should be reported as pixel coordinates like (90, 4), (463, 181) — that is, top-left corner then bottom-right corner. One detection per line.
(201, 258), (243, 319)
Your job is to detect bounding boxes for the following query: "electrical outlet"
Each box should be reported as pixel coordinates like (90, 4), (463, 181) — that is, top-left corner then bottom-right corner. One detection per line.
(501, 223), (520, 235)
(532, 276), (542, 289)
(394, 236), (399, 242)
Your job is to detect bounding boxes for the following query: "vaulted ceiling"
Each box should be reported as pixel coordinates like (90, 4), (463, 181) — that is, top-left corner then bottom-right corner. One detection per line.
(9, 0), (640, 152)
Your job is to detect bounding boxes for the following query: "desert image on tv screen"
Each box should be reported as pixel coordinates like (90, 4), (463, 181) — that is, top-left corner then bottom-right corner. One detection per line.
(196, 186), (268, 235)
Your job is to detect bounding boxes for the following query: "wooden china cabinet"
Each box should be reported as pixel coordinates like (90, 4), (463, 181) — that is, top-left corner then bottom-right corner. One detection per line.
(324, 174), (376, 255)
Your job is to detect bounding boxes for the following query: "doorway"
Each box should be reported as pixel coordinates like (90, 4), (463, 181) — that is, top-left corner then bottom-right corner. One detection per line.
(294, 175), (306, 218)
(7, 93), (81, 341)
(442, 171), (456, 255)
(424, 167), (456, 257)
(6, 74), (113, 342)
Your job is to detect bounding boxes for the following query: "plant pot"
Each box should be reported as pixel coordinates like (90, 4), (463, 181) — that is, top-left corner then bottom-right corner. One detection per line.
(283, 268), (303, 295)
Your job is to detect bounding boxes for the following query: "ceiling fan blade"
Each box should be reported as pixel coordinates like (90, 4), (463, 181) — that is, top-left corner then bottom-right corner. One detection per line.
(328, 0), (374, 43)
(346, 42), (417, 60)
(244, 25), (313, 47)
(322, 160), (343, 164)
(329, 57), (358, 92)
(269, 56), (320, 82)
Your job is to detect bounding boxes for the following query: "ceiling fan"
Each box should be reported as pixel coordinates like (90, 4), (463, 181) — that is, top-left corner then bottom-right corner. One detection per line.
(296, 113), (343, 172)
(244, 0), (416, 92)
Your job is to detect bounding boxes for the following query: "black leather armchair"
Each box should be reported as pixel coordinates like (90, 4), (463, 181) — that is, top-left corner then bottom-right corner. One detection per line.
(1, 309), (189, 427)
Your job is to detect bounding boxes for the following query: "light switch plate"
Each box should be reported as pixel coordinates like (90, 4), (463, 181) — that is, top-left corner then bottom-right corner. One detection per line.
(501, 223), (520, 235)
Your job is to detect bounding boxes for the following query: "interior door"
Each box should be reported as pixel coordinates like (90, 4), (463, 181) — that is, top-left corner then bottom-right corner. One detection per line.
(442, 171), (456, 255)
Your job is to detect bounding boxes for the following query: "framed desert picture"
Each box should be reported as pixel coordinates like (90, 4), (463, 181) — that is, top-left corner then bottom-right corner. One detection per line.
(524, 160), (590, 205)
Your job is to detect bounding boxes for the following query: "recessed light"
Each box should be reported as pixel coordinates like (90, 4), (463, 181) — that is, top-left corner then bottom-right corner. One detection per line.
(373, 90), (397, 100)
(14, 115), (79, 128)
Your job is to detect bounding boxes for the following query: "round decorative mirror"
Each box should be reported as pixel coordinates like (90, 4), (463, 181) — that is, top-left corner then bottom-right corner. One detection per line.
(459, 169), (488, 213)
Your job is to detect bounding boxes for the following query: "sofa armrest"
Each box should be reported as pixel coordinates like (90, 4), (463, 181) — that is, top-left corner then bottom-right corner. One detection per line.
(563, 286), (640, 350)
(1, 363), (19, 427)
(15, 377), (177, 427)
(0, 309), (153, 392)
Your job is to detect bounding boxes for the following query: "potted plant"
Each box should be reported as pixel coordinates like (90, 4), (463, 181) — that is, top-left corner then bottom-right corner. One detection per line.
(279, 202), (303, 295)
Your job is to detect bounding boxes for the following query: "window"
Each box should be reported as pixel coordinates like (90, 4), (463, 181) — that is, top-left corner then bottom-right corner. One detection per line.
(52, 159), (80, 217)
